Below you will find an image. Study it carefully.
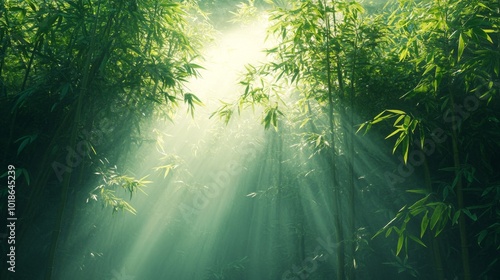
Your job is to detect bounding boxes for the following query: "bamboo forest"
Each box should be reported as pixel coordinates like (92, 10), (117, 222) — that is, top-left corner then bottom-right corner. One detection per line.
(1, 0), (500, 279)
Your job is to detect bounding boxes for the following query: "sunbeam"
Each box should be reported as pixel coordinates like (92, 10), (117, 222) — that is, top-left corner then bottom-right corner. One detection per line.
(54, 14), (272, 280)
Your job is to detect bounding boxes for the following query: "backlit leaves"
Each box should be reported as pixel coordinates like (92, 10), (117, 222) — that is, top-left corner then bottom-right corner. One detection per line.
(90, 165), (151, 215)
(458, 33), (465, 61)
(357, 110), (423, 164)
(262, 105), (283, 130)
(373, 192), (457, 255)
(184, 93), (203, 117)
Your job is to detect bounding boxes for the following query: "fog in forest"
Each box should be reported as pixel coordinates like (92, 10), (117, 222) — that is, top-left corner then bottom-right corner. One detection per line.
(1, 1), (499, 280)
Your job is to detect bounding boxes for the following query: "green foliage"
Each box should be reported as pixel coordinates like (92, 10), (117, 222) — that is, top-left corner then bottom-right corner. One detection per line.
(357, 110), (424, 163)
(210, 101), (235, 124)
(387, 0), (499, 101)
(361, 1), (500, 278)
(213, 0), (384, 131)
(1, 0), (206, 141)
(184, 92), (204, 117)
(373, 191), (456, 255)
(0, 5), (208, 278)
(1, 0), (207, 215)
(262, 105), (283, 129)
(153, 153), (182, 178)
(90, 164), (151, 215)
(211, 1), (391, 279)
(210, 0), (500, 277)
(229, 0), (258, 23)
(14, 134), (38, 156)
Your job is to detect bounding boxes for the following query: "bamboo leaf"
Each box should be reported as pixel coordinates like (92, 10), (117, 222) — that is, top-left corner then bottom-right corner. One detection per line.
(396, 232), (404, 256)
(386, 109), (406, 115)
(385, 226), (394, 238)
(406, 189), (428, 195)
(435, 215), (447, 237)
(399, 47), (409, 61)
(477, 230), (488, 245)
(403, 136), (409, 164)
(421, 211), (429, 238)
(385, 128), (404, 139)
(430, 205), (443, 230)
(458, 33), (465, 61)
(315, 135), (322, 148)
(373, 214), (401, 239)
(419, 126), (425, 149)
(393, 134), (405, 154)
(393, 114), (405, 126)
(15, 134), (38, 156)
(408, 195), (430, 210)
(462, 208), (477, 221)
(409, 234), (427, 248)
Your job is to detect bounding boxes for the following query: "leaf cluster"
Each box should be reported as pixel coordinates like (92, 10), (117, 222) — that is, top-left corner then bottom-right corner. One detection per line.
(89, 164), (151, 215)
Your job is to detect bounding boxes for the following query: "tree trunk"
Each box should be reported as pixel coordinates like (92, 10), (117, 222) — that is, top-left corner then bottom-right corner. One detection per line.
(448, 92), (471, 280)
(324, 1), (345, 278)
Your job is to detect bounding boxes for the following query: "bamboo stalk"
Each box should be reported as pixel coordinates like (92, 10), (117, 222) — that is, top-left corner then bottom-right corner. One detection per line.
(448, 92), (471, 280)
(324, 0), (345, 278)
(423, 159), (445, 280)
